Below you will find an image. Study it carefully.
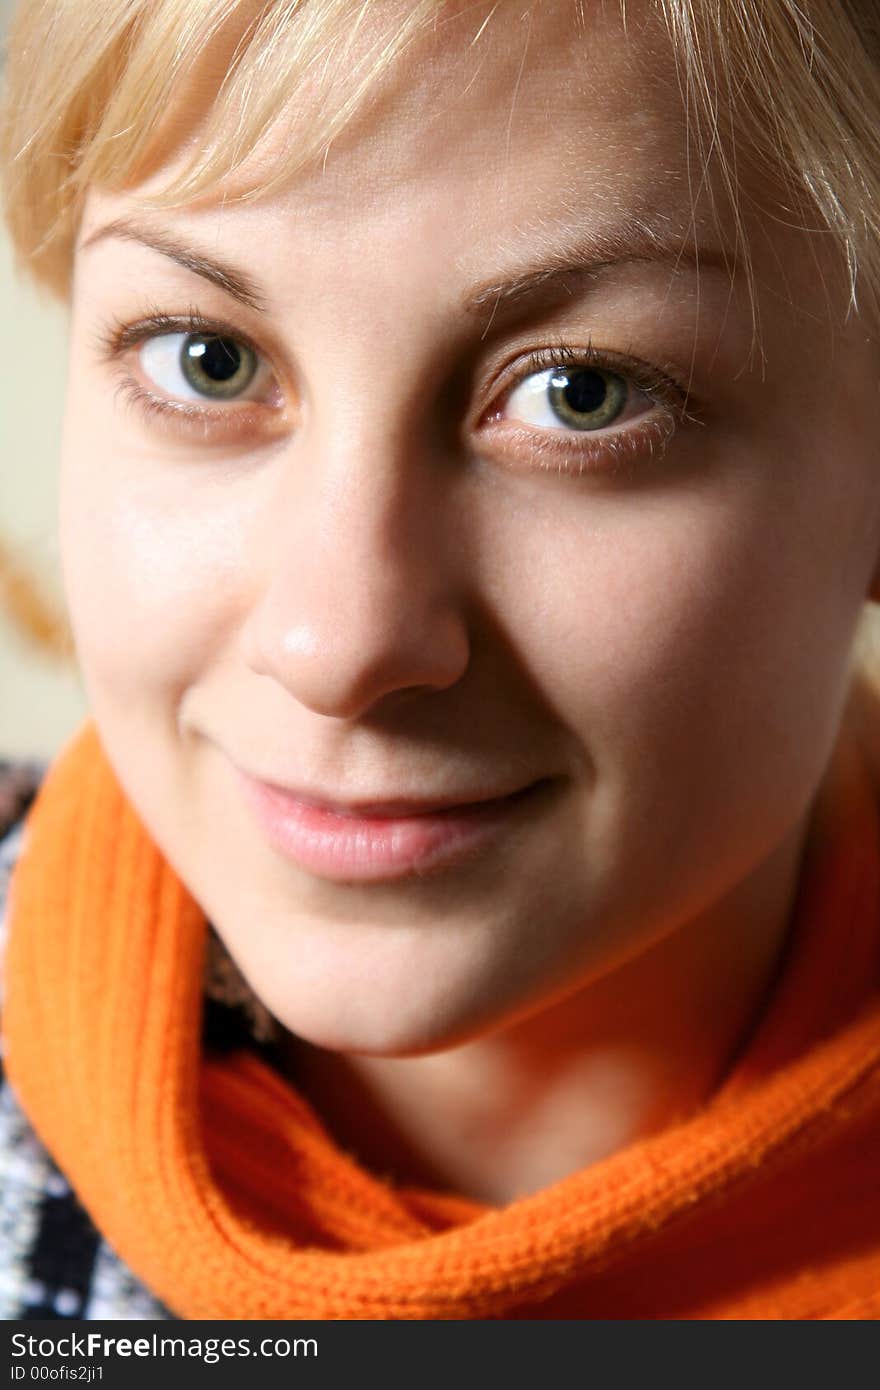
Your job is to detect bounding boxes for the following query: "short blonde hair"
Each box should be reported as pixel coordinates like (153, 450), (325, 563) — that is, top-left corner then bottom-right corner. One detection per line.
(1, 0), (879, 322)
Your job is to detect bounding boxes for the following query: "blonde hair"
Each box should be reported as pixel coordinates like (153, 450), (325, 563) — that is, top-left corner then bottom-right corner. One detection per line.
(1, 0), (879, 321)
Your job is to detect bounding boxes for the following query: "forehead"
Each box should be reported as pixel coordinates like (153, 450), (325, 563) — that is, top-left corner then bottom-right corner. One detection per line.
(281, 0), (687, 205)
(81, 0), (718, 280)
(78, 0), (845, 358)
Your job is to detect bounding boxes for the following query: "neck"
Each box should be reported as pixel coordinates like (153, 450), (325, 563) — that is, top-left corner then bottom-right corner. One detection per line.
(283, 809), (811, 1205)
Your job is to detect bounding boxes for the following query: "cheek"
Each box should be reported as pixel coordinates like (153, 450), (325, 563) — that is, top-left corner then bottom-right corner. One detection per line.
(58, 413), (260, 707)
(496, 471), (862, 828)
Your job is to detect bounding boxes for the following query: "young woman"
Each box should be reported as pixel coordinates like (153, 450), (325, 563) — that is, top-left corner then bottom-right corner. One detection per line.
(1, 0), (879, 1319)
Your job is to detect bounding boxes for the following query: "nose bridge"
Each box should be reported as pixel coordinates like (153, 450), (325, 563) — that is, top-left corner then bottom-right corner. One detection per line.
(245, 413), (471, 718)
(305, 433), (440, 625)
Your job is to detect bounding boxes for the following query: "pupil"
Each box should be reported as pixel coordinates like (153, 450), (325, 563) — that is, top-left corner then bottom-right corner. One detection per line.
(560, 369), (607, 415)
(186, 336), (242, 382)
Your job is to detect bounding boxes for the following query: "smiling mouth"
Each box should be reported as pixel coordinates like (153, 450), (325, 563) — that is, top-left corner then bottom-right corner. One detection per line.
(234, 771), (551, 883)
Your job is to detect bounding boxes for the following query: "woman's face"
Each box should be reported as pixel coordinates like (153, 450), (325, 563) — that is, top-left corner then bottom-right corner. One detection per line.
(61, 0), (880, 1053)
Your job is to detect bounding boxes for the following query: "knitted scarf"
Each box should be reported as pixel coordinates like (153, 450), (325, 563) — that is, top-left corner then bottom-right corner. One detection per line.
(3, 722), (880, 1319)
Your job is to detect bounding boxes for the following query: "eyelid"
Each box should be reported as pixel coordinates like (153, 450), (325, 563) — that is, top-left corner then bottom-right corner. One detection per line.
(93, 302), (301, 412)
(483, 342), (693, 424)
(473, 342), (699, 478)
(94, 305), (292, 445)
(112, 375), (290, 445)
(94, 306), (273, 373)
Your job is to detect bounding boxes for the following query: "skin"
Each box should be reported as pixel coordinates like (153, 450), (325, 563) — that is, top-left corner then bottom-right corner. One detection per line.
(59, 0), (880, 1202)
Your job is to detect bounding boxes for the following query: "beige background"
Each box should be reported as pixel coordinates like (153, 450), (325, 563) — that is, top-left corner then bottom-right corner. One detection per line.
(1, 0), (88, 758)
(0, 227), (87, 758)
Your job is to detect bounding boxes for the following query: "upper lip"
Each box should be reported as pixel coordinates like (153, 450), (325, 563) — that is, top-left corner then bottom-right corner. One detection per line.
(244, 774), (541, 819)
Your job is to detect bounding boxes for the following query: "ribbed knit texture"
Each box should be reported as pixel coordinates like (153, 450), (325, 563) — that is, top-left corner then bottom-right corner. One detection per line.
(3, 720), (880, 1319)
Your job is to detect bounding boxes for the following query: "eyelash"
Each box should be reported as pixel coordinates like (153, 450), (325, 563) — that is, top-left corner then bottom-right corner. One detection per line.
(94, 306), (283, 444)
(94, 307), (698, 473)
(481, 340), (695, 478)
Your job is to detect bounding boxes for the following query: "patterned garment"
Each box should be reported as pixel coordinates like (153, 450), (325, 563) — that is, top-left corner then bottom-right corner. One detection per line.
(0, 758), (282, 1321)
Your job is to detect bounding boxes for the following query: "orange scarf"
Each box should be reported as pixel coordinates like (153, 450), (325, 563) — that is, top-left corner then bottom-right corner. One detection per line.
(4, 721), (880, 1319)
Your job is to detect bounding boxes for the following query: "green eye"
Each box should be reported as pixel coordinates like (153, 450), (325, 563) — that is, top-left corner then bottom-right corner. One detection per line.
(504, 363), (644, 435)
(546, 368), (628, 430)
(179, 334), (259, 399)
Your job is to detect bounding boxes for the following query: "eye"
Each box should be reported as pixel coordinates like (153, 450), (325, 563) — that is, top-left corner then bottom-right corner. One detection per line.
(138, 331), (273, 404)
(503, 365), (651, 433)
(477, 348), (692, 478)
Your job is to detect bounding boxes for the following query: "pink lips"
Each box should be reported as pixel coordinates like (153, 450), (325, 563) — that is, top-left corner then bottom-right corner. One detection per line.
(236, 771), (538, 882)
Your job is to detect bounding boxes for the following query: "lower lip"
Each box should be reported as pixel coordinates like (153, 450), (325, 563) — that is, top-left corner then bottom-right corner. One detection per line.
(236, 773), (540, 883)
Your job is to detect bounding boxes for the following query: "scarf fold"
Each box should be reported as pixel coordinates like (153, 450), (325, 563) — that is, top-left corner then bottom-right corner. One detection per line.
(3, 720), (880, 1319)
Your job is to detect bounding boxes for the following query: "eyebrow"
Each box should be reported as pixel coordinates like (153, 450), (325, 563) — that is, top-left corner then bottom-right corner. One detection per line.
(80, 214), (733, 323)
(79, 216), (269, 315)
(463, 229), (734, 318)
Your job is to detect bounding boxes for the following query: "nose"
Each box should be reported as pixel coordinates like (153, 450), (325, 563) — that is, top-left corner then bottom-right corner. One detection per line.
(243, 439), (472, 720)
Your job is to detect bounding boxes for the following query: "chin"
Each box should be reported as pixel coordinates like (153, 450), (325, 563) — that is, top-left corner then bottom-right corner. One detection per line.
(241, 960), (510, 1060)
(280, 997), (491, 1059)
